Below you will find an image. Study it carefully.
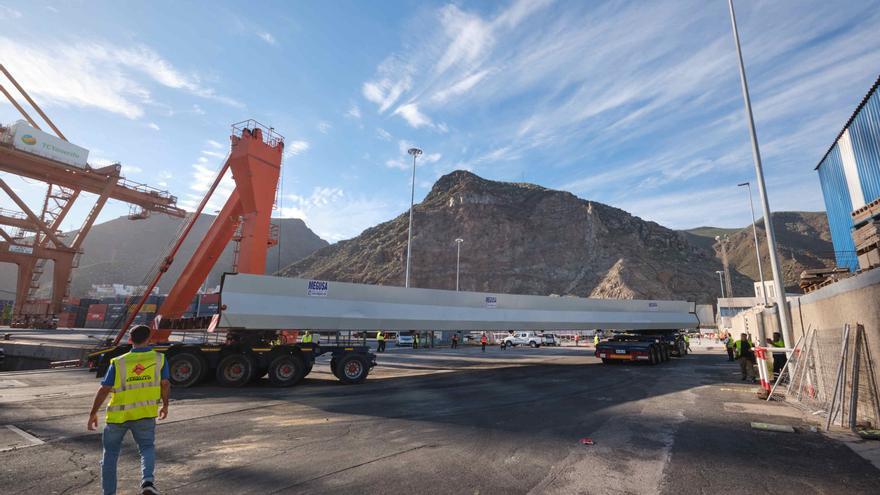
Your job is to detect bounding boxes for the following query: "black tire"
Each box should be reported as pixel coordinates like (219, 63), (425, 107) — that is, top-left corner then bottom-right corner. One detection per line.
(168, 351), (206, 388)
(601, 358), (610, 364)
(268, 354), (305, 387)
(530, 341), (538, 348)
(304, 361), (314, 377)
(216, 354), (255, 387)
(336, 354), (369, 384)
(330, 358), (341, 379)
(649, 347), (659, 365)
(661, 346), (670, 362)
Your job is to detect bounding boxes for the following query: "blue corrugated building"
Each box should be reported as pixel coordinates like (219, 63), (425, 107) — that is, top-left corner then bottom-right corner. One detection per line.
(815, 74), (880, 271)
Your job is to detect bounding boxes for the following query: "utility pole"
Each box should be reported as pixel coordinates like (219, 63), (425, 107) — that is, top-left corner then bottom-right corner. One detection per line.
(405, 147), (422, 288)
(738, 181), (768, 305)
(728, 0), (793, 348)
(715, 270), (726, 299)
(716, 235), (734, 298)
(455, 238), (463, 291)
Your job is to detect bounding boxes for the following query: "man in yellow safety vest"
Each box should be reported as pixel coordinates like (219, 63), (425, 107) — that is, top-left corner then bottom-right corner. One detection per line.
(302, 330), (313, 343)
(734, 333), (756, 383)
(88, 325), (169, 495)
(376, 330), (386, 353)
(771, 332), (787, 376)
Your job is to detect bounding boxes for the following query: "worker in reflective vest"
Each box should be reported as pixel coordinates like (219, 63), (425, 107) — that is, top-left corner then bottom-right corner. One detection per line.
(593, 334), (599, 346)
(413, 332), (419, 349)
(771, 332), (787, 375)
(88, 325), (169, 495)
(480, 332), (488, 352)
(734, 333), (756, 382)
(376, 331), (386, 353)
(302, 331), (313, 343)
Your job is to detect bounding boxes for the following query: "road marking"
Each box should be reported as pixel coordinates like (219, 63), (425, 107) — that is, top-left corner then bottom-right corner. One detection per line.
(0, 379), (27, 388)
(1, 425), (45, 452)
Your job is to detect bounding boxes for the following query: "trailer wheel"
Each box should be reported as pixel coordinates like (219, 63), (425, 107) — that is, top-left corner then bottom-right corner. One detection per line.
(649, 347), (659, 365)
(216, 354), (255, 387)
(168, 351), (206, 388)
(330, 358), (340, 379)
(268, 354), (305, 387)
(661, 346), (670, 362)
(304, 361), (314, 377)
(337, 355), (369, 384)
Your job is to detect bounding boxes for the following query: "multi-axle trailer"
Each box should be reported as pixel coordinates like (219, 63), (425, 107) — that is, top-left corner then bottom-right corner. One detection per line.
(90, 273), (698, 388)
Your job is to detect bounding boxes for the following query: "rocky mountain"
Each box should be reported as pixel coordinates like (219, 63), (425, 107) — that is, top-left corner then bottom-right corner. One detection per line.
(0, 214), (327, 298)
(280, 171), (757, 303)
(684, 212), (836, 292)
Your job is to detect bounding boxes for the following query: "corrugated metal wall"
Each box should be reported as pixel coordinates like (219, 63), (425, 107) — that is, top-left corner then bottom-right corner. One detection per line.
(849, 88), (880, 202)
(817, 147), (858, 270)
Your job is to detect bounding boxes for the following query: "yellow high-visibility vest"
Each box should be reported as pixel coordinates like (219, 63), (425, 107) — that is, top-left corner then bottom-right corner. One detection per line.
(376, 331), (384, 341)
(106, 350), (164, 424)
(302, 332), (313, 343)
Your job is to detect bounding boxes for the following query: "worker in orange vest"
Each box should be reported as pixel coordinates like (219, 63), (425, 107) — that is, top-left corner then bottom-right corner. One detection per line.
(480, 332), (488, 352)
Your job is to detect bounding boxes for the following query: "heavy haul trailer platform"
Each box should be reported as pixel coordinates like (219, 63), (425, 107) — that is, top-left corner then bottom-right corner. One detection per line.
(90, 274), (696, 388)
(89, 341), (376, 388)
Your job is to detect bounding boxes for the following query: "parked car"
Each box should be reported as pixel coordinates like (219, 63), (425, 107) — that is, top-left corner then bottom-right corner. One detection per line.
(541, 334), (558, 347)
(396, 334), (414, 347)
(502, 331), (542, 348)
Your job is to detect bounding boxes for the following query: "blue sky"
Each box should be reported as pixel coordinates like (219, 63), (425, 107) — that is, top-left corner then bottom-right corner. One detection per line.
(1, 1), (879, 242)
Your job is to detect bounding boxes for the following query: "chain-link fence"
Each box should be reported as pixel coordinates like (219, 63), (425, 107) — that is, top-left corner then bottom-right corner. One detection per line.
(775, 325), (880, 430)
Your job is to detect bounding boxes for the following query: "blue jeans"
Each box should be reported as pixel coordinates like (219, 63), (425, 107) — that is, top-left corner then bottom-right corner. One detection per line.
(101, 417), (156, 495)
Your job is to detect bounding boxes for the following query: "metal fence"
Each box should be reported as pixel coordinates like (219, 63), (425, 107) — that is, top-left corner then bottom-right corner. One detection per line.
(776, 325), (880, 430)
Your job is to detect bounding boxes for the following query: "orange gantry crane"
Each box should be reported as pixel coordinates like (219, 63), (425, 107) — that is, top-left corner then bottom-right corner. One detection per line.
(113, 120), (284, 344)
(0, 64), (185, 327)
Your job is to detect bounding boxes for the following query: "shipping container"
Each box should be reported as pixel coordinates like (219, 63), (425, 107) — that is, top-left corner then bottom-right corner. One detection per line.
(11, 121), (89, 168)
(197, 303), (219, 316)
(78, 298), (101, 308)
(816, 75), (880, 271)
(200, 293), (220, 305)
(87, 304), (108, 321)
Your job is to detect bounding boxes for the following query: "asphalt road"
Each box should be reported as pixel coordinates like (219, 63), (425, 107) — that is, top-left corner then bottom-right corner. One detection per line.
(1, 344), (878, 494)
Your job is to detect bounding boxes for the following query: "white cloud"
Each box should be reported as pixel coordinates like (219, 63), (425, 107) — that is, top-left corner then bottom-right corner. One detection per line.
(346, 104), (362, 119)
(0, 36), (240, 119)
(285, 140), (310, 157)
(431, 69), (490, 103)
(201, 150), (226, 159)
(317, 121), (332, 134)
(279, 187), (393, 242)
(257, 32), (277, 45)
(434, 5), (494, 74)
(121, 164), (143, 175)
(393, 102), (432, 128)
(385, 159), (408, 171)
(361, 57), (413, 113)
(0, 6), (22, 19)
(206, 139), (224, 149)
(147, 122), (160, 131)
(192, 104), (206, 115)
(376, 128), (392, 141)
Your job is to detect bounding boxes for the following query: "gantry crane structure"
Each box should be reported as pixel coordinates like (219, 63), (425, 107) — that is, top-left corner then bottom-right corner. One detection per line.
(113, 120), (283, 344)
(0, 64), (185, 327)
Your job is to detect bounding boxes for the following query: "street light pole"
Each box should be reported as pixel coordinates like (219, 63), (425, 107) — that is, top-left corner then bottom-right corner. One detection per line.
(727, 0), (793, 348)
(738, 181), (768, 306)
(454, 238), (463, 291)
(405, 147), (422, 289)
(715, 270), (726, 299)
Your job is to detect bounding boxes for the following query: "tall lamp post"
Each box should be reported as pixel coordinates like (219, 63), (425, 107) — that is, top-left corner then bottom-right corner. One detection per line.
(715, 270), (726, 299)
(738, 181), (768, 305)
(404, 147), (422, 288)
(728, 0), (792, 348)
(454, 238), (464, 291)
